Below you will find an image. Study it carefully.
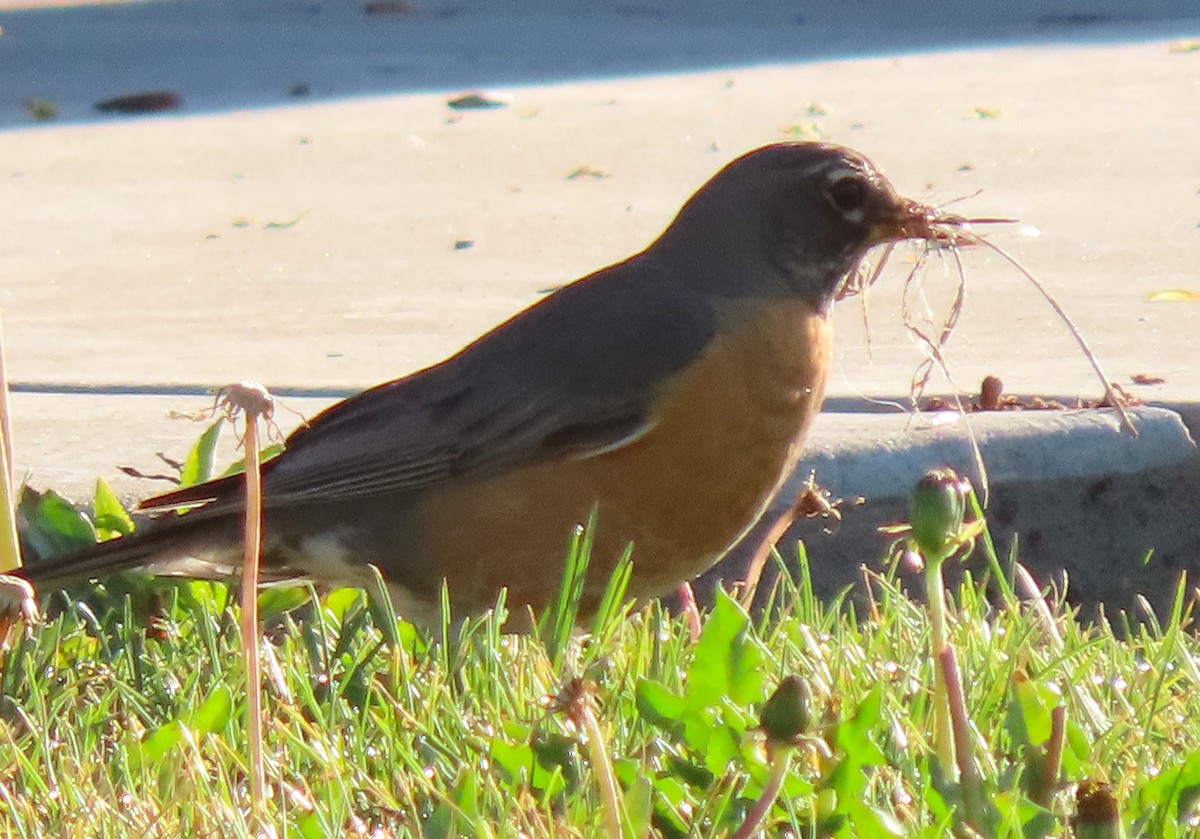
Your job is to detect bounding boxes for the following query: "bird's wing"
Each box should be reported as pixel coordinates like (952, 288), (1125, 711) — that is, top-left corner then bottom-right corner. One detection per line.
(144, 258), (714, 511)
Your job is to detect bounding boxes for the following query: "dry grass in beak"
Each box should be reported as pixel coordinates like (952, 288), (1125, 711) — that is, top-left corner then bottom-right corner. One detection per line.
(838, 199), (1138, 437)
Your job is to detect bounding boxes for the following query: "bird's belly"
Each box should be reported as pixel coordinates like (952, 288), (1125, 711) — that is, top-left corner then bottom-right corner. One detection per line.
(416, 299), (832, 617)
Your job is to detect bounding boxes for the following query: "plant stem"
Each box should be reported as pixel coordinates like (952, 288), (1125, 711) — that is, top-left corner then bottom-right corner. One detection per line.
(940, 647), (985, 834)
(926, 558), (957, 781)
(576, 691), (624, 838)
(730, 747), (792, 839)
(240, 403), (266, 820)
(739, 494), (804, 610)
(1037, 705), (1066, 809)
(676, 581), (702, 643)
(0, 306), (21, 575)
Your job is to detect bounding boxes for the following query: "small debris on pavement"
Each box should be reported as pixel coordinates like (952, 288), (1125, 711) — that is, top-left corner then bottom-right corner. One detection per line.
(923, 375), (1142, 413)
(264, 212), (307, 230)
(566, 166), (610, 180)
(780, 122), (825, 140)
(446, 92), (511, 111)
(95, 91), (182, 114)
(364, 0), (419, 14)
(23, 97), (57, 122)
(978, 375), (1004, 411)
(1147, 289), (1200, 302)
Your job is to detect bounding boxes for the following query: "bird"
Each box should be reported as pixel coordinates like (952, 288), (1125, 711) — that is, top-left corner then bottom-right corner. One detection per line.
(16, 142), (934, 627)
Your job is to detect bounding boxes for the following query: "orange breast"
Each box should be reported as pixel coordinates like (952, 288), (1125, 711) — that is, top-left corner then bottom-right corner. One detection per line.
(415, 297), (832, 616)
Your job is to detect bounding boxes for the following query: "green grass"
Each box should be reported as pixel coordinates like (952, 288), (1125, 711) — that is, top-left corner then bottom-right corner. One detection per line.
(2, 525), (1200, 837)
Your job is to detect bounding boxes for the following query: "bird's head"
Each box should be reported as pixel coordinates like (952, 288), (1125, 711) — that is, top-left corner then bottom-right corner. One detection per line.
(652, 142), (936, 307)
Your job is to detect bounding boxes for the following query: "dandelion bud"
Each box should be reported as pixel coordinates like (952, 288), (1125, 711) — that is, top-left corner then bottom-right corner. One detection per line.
(1072, 780), (1127, 839)
(760, 675), (811, 747)
(909, 468), (970, 560)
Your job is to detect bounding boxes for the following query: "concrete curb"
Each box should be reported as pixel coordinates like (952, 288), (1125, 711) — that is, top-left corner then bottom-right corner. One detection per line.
(800, 405), (1195, 499)
(702, 405), (1200, 619)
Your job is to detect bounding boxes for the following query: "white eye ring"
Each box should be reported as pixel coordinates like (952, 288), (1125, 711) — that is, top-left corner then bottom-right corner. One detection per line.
(823, 169), (868, 222)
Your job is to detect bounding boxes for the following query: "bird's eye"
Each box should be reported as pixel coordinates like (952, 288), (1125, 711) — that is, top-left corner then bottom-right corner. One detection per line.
(823, 172), (868, 217)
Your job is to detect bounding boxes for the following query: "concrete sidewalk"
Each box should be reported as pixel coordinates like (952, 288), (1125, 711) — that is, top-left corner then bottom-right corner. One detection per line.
(1, 2), (1198, 609)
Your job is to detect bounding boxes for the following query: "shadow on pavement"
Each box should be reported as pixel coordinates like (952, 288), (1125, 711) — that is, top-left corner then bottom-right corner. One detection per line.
(2, 0), (1199, 129)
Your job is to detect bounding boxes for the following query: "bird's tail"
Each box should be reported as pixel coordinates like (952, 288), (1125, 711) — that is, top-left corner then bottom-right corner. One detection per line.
(14, 511), (242, 591)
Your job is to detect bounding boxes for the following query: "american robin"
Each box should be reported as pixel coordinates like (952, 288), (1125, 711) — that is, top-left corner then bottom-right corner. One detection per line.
(18, 142), (934, 626)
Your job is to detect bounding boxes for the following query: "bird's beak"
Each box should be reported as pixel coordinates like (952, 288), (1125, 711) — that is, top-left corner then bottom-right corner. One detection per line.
(868, 197), (1015, 247)
(868, 197), (940, 245)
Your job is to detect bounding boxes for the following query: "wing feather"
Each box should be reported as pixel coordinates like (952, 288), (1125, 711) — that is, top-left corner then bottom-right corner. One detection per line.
(145, 257), (715, 512)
